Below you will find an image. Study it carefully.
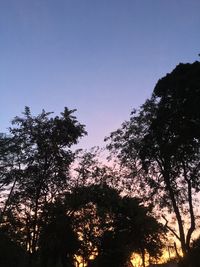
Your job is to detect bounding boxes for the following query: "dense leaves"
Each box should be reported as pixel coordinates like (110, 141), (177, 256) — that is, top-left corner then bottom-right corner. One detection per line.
(0, 107), (165, 267)
(0, 231), (28, 267)
(0, 107), (86, 260)
(53, 184), (165, 267)
(2, 60), (198, 266)
(106, 61), (200, 256)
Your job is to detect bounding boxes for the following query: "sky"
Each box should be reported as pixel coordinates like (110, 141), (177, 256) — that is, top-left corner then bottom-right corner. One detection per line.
(1, 0), (200, 149)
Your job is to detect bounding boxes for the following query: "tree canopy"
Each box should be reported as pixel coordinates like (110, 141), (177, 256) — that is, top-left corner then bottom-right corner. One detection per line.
(0, 107), (165, 267)
(106, 61), (200, 256)
(1, 60), (199, 267)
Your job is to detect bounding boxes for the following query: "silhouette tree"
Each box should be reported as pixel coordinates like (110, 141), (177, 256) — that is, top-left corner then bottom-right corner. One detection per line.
(70, 184), (165, 267)
(0, 107), (86, 259)
(106, 61), (200, 256)
(67, 184), (120, 266)
(0, 106), (166, 266)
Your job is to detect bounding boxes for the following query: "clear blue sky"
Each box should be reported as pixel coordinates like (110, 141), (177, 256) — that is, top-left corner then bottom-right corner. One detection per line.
(1, 0), (200, 148)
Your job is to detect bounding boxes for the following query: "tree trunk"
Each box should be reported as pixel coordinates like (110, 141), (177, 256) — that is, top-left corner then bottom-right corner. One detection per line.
(182, 162), (196, 251)
(163, 168), (187, 256)
(141, 248), (145, 267)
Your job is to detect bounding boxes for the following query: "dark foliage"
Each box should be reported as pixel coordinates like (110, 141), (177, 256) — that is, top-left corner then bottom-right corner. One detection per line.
(39, 204), (79, 267)
(0, 232), (28, 267)
(0, 105), (167, 267)
(106, 61), (200, 256)
(179, 236), (200, 267)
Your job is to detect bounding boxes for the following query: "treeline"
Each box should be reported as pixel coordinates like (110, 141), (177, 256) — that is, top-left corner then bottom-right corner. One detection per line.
(0, 107), (164, 267)
(0, 60), (200, 267)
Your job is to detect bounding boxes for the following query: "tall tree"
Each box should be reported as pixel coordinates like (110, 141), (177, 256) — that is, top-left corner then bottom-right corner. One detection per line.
(106, 61), (200, 256)
(0, 107), (86, 255)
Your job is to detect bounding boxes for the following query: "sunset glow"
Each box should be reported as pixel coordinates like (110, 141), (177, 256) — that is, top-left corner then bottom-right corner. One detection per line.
(0, 1), (200, 267)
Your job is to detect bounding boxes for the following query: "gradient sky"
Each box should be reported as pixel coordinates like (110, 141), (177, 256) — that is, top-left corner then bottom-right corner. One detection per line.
(1, 0), (200, 149)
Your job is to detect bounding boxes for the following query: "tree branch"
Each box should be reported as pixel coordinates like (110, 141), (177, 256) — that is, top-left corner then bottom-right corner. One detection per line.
(162, 215), (181, 241)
